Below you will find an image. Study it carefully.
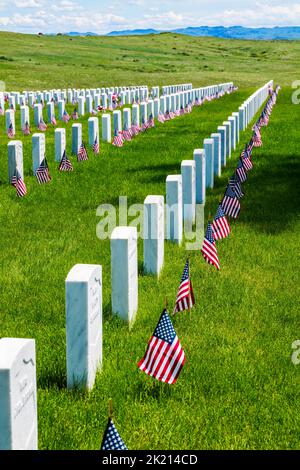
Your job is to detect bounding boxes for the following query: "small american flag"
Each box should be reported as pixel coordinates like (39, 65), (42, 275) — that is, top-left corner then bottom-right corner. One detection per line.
(173, 260), (195, 315)
(138, 309), (186, 384)
(141, 117), (150, 132)
(7, 123), (15, 139)
(78, 142), (89, 162)
(11, 171), (27, 198)
(148, 114), (155, 128)
(212, 205), (230, 241)
(38, 118), (47, 132)
(72, 108), (78, 120)
(253, 125), (262, 147)
(100, 418), (127, 451)
(179, 106), (185, 116)
(22, 121), (31, 136)
(201, 222), (220, 270)
(221, 185), (241, 219)
(112, 130), (124, 147)
(229, 174), (244, 199)
(123, 128), (132, 141)
(92, 136), (100, 155)
(63, 109), (70, 123)
(169, 111), (175, 119)
(158, 111), (165, 123)
(236, 158), (247, 183)
(242, 152), (253, 172)
(36, 158), (51, 184)
(164, 111), (171, 121)
(51, 115), (57, 126)
(59, 150), (73, 172)
(130, 124), (140, 136)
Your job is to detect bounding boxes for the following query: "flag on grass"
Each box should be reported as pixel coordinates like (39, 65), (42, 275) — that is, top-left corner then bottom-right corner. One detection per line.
(173, 260), (195, 315)
(236, 158), (247, 183)
(100, 418), (127, 451)
(123, 127), (132, 141)
(180, 106), (185, 116)
(112, 130), (124, 147)
(158, 111), (165, 123)
(148, 113), (155, 128)
(92, 135), (100, 155)
(7, 123), (15, 139)
(131, 123), (140, 136)
(36, 158), (51, 184)
(11, 171), (27, 198)
(201, 222), (220, 270)
(138, 309), (186, 384)
(59, 150), (73, 172)
(253, 125), (262, 147)
(229, 174), (244, 199)
(63, 109), (70, 123)
(51, 115), (57, 126)
(38, 118), (47, 132)
(141, 117), (150, 132)
(77, 142), (89, 162)
(212, 205), (231, 241)
(221, 185), (241, 219)
(72, 108), (78, 120)
(22, 121), (31, 136)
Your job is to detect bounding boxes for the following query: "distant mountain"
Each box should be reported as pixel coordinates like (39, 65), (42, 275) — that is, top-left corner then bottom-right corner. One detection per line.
(106, 26), (300, 40)
(107, 29), (159, 37)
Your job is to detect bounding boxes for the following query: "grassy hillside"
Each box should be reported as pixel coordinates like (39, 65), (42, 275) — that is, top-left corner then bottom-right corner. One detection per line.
(0, 32), (299, 450)
(0, 31), (299, 89)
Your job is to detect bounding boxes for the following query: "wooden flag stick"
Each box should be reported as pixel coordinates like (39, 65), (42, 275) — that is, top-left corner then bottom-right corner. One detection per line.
(165, 296), (169, 311)
(108, 398), (113, 420)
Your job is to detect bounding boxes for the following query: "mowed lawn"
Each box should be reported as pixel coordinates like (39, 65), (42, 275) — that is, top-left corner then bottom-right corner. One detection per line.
(0, 33), (299, 450)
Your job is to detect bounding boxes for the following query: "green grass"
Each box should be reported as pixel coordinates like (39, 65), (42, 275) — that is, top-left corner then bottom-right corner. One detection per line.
(0, 32), (299, 450)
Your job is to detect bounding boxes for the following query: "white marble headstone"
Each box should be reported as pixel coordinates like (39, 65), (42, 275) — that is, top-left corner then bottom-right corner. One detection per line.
(32, 133), (46, 175)
(166, 175), (183, 245)
(88, 117), (99, 146)
(72, 123), (82, 155)
(111, 227), (138, 325)
(181, 160), (196, 226)
(102, 114), (111, 143)
(8, 141), (23, 182)
(55, 128), (66, 162)
(66, 264), (102, 390)
(143, 196), (164, 276)
(0, 338), (38, 450)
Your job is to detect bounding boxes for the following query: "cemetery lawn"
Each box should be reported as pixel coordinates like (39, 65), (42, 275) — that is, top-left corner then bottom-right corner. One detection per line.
(0, 32), (300, 450)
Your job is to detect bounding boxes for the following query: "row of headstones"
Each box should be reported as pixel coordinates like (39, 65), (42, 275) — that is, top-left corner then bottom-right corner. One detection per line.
(6, 81), (237, 181)
(1, 86), (149, 110)
(162, 83), (193, 94)
(1, 82), (194, 112)
(0, 80), (273, 450)
(3, 82), (235, 134)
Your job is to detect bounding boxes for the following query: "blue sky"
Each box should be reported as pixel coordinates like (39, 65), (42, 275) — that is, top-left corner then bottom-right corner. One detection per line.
(0, 0), (299, 34)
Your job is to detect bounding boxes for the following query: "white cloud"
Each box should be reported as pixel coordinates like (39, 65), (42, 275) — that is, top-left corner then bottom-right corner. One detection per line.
(14, 0), (45, 7)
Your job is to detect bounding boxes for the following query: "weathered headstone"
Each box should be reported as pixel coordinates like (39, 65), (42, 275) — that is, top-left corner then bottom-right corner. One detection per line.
(0, 338), (38, 450)
(32, 133), (45, 175)
(8, 141), (23, 182)
(193, 149), (206, 204)
(47, 101), (55, 123)
(66, 264), (102, 390)
(78, 96), (85, 116)
(228, 117), (236, 151)
(143, 196), (164, 276)
(111, 227), (138, 325)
